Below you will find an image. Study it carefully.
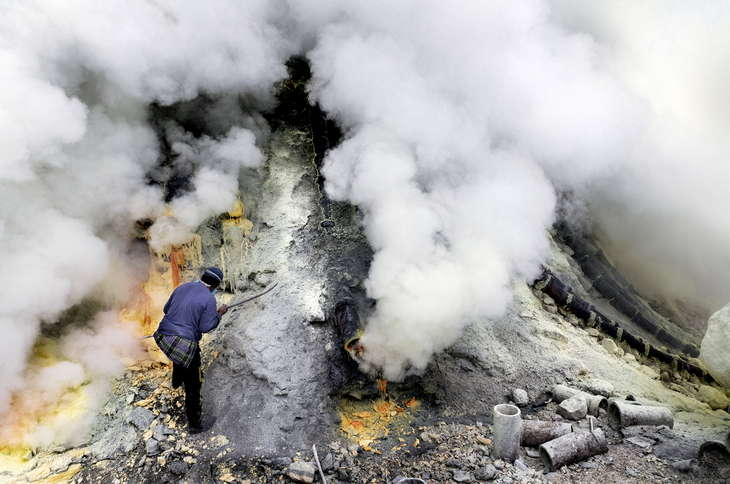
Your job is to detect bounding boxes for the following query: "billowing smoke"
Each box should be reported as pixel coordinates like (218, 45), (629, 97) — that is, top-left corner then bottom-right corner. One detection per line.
(303, 0), (730, 377)
(2, 0), (730, 445)
(305, 0), (645, 378)
(0, 0), (288, 446)
(549, 0), (730, 306)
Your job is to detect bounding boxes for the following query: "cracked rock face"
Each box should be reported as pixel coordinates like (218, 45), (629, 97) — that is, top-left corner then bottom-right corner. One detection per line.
(202, 107), (372, 454)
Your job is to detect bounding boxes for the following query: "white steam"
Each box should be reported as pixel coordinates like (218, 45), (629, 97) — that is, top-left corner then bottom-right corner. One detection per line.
(2, 0), (730, 444)
(550, 0), (730, 305)
(0, 0), (284, 446)
(305, 0), (646, 378)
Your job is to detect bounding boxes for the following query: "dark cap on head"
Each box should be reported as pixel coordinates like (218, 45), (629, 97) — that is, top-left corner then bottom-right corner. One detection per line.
(205, 267), (223, 282)
(201, 267), (224, 288)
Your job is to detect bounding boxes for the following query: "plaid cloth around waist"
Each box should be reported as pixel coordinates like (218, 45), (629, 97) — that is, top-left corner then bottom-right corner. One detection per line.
(154, 331), (198, 368)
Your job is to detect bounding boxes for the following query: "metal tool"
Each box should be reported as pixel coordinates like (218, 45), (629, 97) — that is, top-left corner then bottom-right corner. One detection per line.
(137, 283), (278, 340)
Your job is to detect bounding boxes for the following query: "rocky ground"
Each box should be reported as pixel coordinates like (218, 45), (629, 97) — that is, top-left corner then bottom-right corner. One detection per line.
(8, 361), (730, 484)
(7, 276), (730, 484)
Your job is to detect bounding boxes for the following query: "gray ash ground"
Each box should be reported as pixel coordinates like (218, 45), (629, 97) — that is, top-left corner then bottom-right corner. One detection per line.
(63, 361), (729, 484)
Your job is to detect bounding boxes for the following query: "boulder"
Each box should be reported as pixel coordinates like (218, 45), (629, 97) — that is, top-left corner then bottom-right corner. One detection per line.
(601, 339), (619, 355)
(475, 465), (497, 480)
(701, 302), (730, 387)
(587, 379), (614, 397)
(696, 385), (730, 410)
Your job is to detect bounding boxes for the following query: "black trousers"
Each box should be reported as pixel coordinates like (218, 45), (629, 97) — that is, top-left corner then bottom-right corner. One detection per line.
(172, 346), (203, 427)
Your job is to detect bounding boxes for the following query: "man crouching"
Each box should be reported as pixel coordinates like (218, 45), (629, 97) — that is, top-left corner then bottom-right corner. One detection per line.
(154, 267), (228, 434)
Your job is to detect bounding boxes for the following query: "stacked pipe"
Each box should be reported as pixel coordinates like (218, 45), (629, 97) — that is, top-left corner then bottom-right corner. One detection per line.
(533, 269), (712, 382)
(557, 225), (699, 357)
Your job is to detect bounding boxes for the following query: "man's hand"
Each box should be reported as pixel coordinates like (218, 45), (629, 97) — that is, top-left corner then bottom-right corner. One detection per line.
(218, 304), (228, 315)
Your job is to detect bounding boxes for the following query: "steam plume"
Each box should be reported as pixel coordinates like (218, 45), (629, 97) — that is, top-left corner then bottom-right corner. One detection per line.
(2, 0), (730, 445)
(0, 0), (286, 445)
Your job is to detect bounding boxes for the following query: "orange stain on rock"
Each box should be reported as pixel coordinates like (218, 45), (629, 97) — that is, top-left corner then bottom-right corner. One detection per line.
(170, 247), (185, 288)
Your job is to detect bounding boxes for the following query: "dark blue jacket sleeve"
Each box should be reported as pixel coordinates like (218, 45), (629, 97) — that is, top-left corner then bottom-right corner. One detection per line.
(198, 298), (222, 334)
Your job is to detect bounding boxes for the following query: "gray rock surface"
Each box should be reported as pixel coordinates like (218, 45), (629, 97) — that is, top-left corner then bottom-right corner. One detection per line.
(127, 407), (155, 431)
(202, 116), (372, 454)
(287, 461), (317, 483)
(512, 389), (529, 406)
(558, 394), (588, 420)
(273, 457), (293, 469)
(625, 436), (655, 448)
(145, 438), (160, 456)
(587, 379), (614, 397)
(475, 464), (497, 480)
(169, 460), (189, 475)
(452, 470), (471, 482)
(321, 452), (334, 471)
(89, 422), (138, 459)
(514, 459), (530, 473)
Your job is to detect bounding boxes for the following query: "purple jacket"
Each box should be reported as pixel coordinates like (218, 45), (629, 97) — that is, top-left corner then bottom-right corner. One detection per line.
(156, 282), (221, 341)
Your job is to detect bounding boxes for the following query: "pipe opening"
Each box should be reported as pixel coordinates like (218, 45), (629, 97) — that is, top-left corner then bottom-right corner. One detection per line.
(335, 297), (365, 358)
(539, 446), (554, 471)
(494, 404), (520, 417)
(607, 402), (622, 429)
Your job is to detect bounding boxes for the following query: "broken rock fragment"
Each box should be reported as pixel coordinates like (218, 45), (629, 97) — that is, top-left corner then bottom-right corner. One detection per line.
(474, 464), (497, 481)
(287, 461), (317, 483)
(512, 389), (529, 406)
(557, 395), (587, 420)
(452, 470), (471, 482)
(145, 438), (160, 456)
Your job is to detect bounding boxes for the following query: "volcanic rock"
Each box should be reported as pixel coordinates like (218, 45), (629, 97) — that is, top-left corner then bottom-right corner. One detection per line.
(169, 460), (189, 475)
(696, 385), (730, 410)
(287, 461), (317, 483)
(201, 107), (372, 454)
(145, 438), (160, 456)
(557, 395), (587, 420)
(512, 389), (529, 406)
(474, 464), (497, 481)
(587, 379), (614, 397)
(322, 452), (334, 471)
(127, 407), (155, 430)
(452, 470), (471, 482)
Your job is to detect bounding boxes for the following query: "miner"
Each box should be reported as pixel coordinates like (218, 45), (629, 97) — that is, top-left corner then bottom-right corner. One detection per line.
(154, 267), (228, 434)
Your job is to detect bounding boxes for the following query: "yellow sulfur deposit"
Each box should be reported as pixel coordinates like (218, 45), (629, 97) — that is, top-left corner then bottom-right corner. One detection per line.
(0, 199), (251, 481)
(219, 199), (253, 289)
(0, 446), (34, 477)
(338, 394), (420, 454)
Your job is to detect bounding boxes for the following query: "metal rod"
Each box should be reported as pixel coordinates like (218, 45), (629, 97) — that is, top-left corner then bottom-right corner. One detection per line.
(225, 283), (278, 309)
(312, 444), (327, 484)
(137, 283), (278, 340)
